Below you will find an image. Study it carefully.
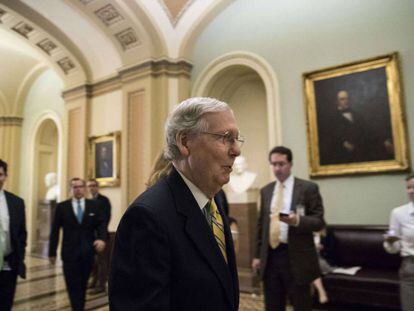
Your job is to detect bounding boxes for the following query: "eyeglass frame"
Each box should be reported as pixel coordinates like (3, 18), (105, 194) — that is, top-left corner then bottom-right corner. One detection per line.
(200, 131), (245, 147)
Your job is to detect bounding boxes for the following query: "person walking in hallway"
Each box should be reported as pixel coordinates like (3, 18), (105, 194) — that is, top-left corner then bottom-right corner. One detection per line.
(109, 97), (241, 311)
(49, 177), (107, 311)
(87, 179), (111, 294)
(0, 159), (27, 311)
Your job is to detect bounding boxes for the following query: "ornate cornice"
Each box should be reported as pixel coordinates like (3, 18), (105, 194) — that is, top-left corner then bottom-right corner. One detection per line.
(62, 58), (193, 100)
(0, 116), (23, 126)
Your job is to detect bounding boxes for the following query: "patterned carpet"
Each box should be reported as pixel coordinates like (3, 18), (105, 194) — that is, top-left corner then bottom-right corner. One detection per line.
(14, 255), (266, 311)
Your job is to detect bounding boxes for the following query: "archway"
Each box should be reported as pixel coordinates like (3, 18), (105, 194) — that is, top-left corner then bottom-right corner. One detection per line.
(31, 118), (59, 256)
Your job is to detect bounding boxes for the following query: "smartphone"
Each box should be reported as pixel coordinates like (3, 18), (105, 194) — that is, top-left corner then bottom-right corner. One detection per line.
(279, 212), (290, 217)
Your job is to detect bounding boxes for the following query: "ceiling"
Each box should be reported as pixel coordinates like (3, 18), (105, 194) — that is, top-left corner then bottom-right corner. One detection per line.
(0, 0), (232, 114)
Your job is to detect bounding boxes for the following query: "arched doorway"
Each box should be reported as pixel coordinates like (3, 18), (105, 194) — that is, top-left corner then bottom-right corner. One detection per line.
(31, 118), (59, 256)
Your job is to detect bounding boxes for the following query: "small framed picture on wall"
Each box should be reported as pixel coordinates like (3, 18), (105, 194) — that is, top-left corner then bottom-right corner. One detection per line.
(88, 131), (121, 187)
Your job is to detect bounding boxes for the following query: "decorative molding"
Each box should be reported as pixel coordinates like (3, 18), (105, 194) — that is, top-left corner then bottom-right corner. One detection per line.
(115, 28), (141, 50)
(79, 0), (94, 4)
(159, 0), (194, 27)
(12, 21), (34, 38)
(62, 84), (93, 101)
(57, 57), (76, 74)
(0, 8), (6, 22)
(36, 38), (58, 55)
(62, 59), (192, 99)
(0, 116), (23, 126)
(95, 4), (124, 26)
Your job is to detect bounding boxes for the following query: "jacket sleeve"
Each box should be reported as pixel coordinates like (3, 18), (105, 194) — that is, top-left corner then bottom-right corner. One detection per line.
(109, 204), (171, 311)
(94, 200), (108, 241)
(254, 190), (265, 259)
(49, 203), (62, 257)
(18, 198), (27, 278)
(295, 182), (325, 233)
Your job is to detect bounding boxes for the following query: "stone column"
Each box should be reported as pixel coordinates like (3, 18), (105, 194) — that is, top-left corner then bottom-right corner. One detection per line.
(0, 116), (23, 192)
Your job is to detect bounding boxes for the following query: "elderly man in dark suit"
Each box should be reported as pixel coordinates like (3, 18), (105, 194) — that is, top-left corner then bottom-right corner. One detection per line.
(252, 146), (325, 311)
(109, 97), (242, 311)
(0, 159), (26, 311)
(49, 177), (107, 311)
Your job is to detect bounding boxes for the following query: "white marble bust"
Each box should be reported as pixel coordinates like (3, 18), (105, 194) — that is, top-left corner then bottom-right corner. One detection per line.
(229, 156), (257, 194)
(45, 172), (59, 201)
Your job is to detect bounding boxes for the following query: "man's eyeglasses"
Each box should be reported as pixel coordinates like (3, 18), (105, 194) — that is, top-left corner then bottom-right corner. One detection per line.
(201, 131), (245, 148)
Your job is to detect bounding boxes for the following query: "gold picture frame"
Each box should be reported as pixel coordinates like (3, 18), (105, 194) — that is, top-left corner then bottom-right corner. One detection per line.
(303, 52), (409, 177)
(88, 131), (121, 187)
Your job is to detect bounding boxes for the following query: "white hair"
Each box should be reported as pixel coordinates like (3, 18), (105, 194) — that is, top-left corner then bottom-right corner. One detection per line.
(164, 97), (229, 161)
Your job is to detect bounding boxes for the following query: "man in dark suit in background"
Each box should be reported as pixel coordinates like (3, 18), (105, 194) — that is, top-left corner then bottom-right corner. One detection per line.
(109, 97), (242, 310)
(87, 179), (111, 294)
(49, 177), (107, 311)
(252, 146), (325, 311)
(0, 159), (27, 311)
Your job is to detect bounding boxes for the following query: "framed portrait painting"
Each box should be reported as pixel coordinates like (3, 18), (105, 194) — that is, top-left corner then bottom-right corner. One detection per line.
(303, 52), (409, 177)
(88, 131), (121, 186)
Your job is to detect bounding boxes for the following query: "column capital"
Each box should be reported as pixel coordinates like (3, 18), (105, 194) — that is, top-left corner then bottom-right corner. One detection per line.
(0, 116), (23, 126)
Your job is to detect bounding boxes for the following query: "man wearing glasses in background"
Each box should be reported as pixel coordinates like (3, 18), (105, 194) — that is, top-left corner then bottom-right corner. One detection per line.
(109, 97), (242, 311)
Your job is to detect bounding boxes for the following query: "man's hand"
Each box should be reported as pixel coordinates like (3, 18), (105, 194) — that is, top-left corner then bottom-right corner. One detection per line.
(384, 235), (400, 244)
(49, 256), (56, 265)
(279, 212), (299, 226)
(252, 258), (261, 274)
(343, 141), (355, 151)
(94, 239), (106, 253)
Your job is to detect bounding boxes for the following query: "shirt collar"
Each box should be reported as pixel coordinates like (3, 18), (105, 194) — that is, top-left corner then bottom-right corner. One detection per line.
(72, 197), (85, 205)
(176, 169), (209, 210)
(276, 174), (293, 187)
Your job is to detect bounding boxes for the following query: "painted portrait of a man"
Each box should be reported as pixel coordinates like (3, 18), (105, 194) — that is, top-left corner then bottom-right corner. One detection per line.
(315, 67), (394, 165)
(95, 141), (113, 178)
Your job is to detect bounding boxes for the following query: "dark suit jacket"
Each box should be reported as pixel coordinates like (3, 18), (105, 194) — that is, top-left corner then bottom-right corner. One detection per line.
(94, 193), (111, 228)
(109, 168), (239, 311)
(254, 177), (325, 285)
(4, 191), (27, 278)
(49, 199), (107, 262)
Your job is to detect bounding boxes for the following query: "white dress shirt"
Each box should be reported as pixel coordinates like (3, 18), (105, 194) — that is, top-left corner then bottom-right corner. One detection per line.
(72, 197), (86, 218)
(176, 169), (209, 211)
(270, 175), (294, 244)
(0, 188), (12, 270)
(384, 202), (414, 257)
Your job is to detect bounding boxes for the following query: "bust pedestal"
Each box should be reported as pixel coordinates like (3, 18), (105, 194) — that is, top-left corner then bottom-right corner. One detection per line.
(32, 200), (56, 257)
(227, 188), (260, 293)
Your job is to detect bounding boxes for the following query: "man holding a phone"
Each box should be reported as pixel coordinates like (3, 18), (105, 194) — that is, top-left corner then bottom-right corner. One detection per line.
(252, 146), (326, 311)
(384, 173), (414, 311)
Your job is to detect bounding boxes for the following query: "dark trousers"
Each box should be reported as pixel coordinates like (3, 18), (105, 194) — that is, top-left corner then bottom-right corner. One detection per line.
(63, 257), (94, 311)
(90, 243), (110, 289)
(400, 256), (414, 311)
(0, 270), (18, 311)
(263, 244), (312, 311)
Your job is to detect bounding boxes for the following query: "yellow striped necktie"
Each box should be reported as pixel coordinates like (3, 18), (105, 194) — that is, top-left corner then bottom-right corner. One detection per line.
(207, 199), (227, 263)
(269, 181), (284, 249)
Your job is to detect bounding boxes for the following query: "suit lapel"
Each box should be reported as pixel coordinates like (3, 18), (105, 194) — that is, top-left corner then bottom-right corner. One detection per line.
(66, 200), (80, 225)
(82, 200), (91, 225)
(291, 178), (303, 210)
(166, 169), (235, 308)
(5, 192), (17, 239)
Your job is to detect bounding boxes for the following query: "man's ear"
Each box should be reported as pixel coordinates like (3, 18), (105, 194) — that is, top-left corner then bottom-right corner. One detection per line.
(176, 133), (190, 157)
